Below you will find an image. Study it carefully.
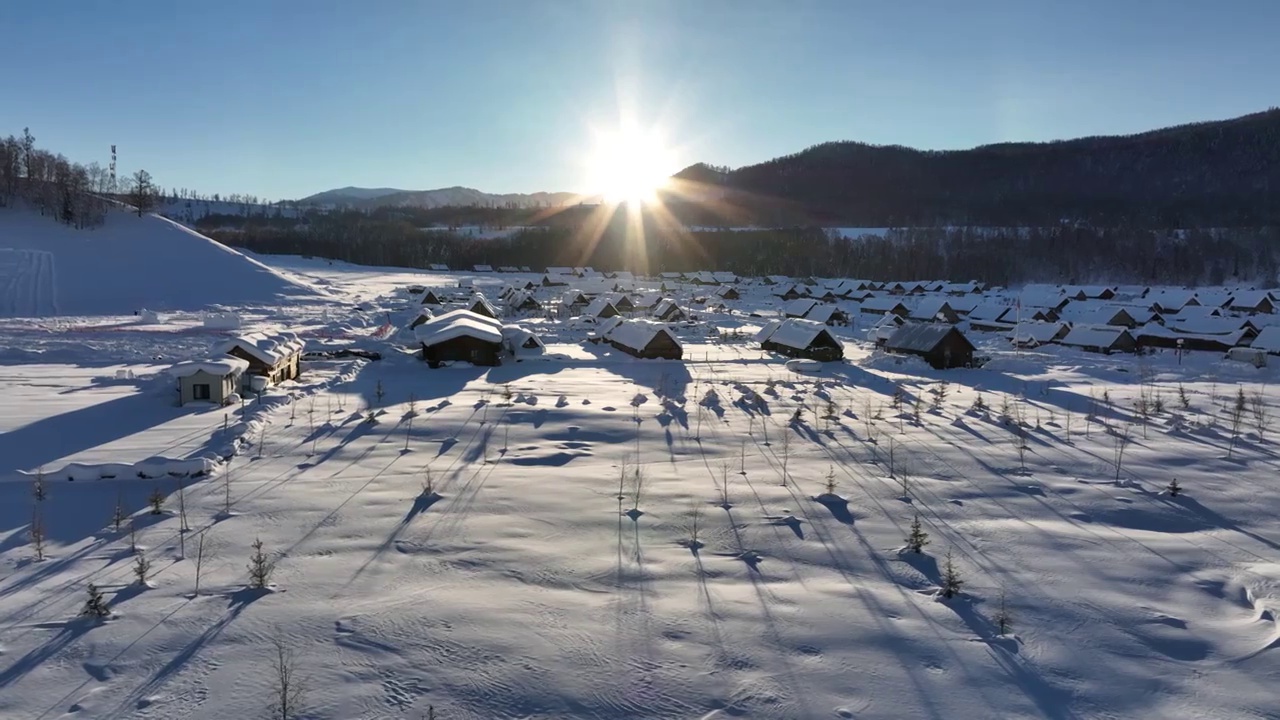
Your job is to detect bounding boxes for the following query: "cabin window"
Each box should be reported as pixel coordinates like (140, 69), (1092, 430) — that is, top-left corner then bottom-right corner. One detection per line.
(192, 383), (211, 400)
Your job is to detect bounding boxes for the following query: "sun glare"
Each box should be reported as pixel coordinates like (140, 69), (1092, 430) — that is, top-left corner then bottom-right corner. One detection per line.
(587, 126), (673, 205)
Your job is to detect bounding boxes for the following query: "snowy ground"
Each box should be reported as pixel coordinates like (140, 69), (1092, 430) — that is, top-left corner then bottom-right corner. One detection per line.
(2, 257), (1279, 719)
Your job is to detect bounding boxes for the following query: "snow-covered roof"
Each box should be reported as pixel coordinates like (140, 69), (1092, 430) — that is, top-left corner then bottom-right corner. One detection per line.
(168, 356), (250, 378)
(885, 323), (969, 353)
(1135, 322), (1247, 346)
(784, 298), (820, 317)
(214, 332), (305, 366)
(415, 315), (504, 346)
(1012, 321), (1067, 344)
(1228, 290), (1273, 310)
(595, 315), (625, 337)
(754, 320), (782, 343)
(909, 297), (956, 322)
(501, 325), (545, 352)
(1250, 326), (1280, 353)
(804, 304), (842, 324)
(1168, 315), (1253, 335)
(582, 296), (619, 318)
(967, 301), (1013, 323)
(1060, 324), (1132, 348)
(425, 308), (503, 330)
(607, 319), (681, 351)
(860, 296), (908, 313)
(767, 318), (836, 350)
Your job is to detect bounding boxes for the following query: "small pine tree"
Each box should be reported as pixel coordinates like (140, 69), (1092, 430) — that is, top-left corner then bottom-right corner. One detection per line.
(33, 469), (46, 502)
(375, 379), (386, 407)
(940, 548), (964, 599)
(81, 583), (110, 619)
(248, 537), (275, 589)
(1167, 478), (1182, 497)
(904, 514), (929, 553)
(823, 466), (837, 496)
(891, 386), (904, 410)
(1178, 383), (1191, 410)
(133, 552), (152, 585)
(147, 487), (165, 515)
(971, 394), (988, 414)
(792, 405), (804, 424)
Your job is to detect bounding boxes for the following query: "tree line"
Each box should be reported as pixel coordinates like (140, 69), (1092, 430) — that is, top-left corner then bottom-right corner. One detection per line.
(214, 209), (1280, 286)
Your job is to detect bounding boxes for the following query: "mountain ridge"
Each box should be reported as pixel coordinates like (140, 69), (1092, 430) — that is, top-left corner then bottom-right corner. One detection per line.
(300, 185), (580, 209)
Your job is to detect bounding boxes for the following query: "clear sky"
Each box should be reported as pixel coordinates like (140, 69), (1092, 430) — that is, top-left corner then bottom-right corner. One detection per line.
(2, 0), (1276, 200)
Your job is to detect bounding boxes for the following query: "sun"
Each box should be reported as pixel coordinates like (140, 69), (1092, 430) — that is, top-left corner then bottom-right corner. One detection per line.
(586, 125), (674, 206)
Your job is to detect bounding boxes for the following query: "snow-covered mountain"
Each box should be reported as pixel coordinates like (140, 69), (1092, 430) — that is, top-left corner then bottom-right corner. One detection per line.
(0, 206), (321, 316)
(299, 185), (580, 209)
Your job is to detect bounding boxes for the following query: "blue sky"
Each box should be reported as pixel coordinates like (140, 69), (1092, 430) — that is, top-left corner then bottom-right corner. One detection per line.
(2, 0), (1276, 200)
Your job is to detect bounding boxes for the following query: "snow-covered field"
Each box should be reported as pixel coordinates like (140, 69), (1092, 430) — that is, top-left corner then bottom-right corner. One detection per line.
(2, 254), (1280, 719)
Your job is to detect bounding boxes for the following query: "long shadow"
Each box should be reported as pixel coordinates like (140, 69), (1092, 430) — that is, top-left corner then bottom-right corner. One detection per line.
(943, 596), (1079, 720)
(1159, 495), (1280, 553)
(103, 588), (268, 719)
(342, 492), (442, 591)
(0, 621), (93, 691)
(0, 391), (191, 478)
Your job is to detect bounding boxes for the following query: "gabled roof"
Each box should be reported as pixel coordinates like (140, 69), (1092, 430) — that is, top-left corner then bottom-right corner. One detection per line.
(804, 304), (843, 324)
(214, 332), (305, 366)
(885, 324), (973, 354)
(860, 296), (909, 313)
(169, 356), (250, 378)
(414, 315), (503, 346)
(767, 318), (839, 350)
(582, 296), (619, 318)
(1011, 321), (1068, 344)
(968, 301), (1014, 323)
(1228, 290), (1274, 310)
(908, 297), (956, 322)
(1250, 326), (1280, 353)
(422, 308), (503, 331)
(1060, 324), (1132, 348)
(607, 319), (681, 352)
(783, 298), (820, 317)
(754, 320), (782, 343)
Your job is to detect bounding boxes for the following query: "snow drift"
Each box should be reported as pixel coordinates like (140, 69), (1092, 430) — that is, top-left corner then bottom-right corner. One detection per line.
(0, 206), (321, 316)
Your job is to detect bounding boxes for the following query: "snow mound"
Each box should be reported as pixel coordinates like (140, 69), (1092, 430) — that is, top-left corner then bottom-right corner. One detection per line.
(0, 207), (321, 316)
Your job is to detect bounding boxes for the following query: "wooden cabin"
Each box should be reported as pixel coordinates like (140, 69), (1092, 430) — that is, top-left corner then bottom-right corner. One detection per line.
(884, 324), (976, 369)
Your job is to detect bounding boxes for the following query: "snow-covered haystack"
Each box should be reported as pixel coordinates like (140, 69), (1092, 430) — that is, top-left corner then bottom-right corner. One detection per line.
(0, 207), (321, 316)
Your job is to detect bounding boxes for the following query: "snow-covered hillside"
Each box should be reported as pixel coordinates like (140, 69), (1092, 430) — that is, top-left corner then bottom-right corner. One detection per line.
(0, 208), (322, 316)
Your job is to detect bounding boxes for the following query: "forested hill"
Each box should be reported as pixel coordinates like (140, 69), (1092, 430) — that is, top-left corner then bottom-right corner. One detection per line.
(670, 109), (1280, 227)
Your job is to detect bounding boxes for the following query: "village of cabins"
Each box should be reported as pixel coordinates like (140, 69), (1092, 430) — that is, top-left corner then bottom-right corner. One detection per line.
(165, 264), (1280, 407)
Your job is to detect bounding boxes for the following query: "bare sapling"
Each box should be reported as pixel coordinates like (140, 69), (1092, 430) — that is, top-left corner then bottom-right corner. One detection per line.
(628, 464), (646, 518)
(1178, 383), (1191, 410)
(375, 379), (385, 408)
(898, 456), (912, 500)
(194, 529), (211, 595)
(1113, 425), (1130, 483)
(112, 489), (127, 532)
(31, 508), (46, 561)
(421, 468), (436, 498)
(1228, 386), (1247, 458)
(33, 468), (46, 502)
(684, 500), (704, 550)
(269, 632), (306, 720)
(129, 517), (138, 554)
(888, 436), (897, 478)
(223, 457), (234, 514)
(248, 537), (275, 589)
(717, 463), (732, 509)
(994, 588), (1012, 635)
(739, 440), (747, 475)
(617, 456), (630, 502)
(1250, 387), (1270, 441)
(779, 430), (792, 486)
(823, 466), (837, 497)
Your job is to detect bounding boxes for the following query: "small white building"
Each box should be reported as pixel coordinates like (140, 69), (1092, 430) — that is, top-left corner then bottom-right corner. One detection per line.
(169, 357), (249, 406)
